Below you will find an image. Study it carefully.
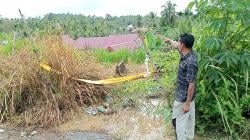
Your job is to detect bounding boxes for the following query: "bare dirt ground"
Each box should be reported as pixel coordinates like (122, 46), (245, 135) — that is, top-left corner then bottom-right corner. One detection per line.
(0, 97), (177, 140)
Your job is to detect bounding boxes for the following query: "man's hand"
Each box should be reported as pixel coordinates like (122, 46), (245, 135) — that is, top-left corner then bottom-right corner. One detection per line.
(183, 102), (190, 113)
(157, 35), (171, 43)
(164, 37), (172, 43)
(157, 35), (179, 50)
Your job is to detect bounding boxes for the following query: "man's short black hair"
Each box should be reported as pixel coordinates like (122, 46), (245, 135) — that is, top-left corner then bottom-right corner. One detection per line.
(179, 33), (195, 48)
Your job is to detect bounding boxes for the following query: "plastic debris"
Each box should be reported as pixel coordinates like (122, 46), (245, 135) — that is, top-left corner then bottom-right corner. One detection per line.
(86, 106), (98, 116)
(21, 132), (27, 137)
(31, 130), (38, 135)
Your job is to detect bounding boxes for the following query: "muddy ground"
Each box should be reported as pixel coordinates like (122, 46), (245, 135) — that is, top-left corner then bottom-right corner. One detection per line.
(0, 97), (178, 140)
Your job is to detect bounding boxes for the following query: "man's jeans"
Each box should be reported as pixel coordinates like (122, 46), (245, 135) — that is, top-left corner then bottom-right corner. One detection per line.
(172, 100), (195, 140)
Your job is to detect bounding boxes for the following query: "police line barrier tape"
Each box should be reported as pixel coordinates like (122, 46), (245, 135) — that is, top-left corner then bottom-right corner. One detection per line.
(40, 62), (153, 85)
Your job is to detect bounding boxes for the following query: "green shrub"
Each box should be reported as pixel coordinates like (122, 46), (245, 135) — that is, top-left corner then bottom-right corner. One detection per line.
(189, 0), (250, 137)
(0, 33), (25, 55)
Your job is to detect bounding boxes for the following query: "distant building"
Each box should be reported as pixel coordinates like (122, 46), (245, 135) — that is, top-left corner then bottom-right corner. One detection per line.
(127, 25), (134, 32)
(62, 34), (141, 51)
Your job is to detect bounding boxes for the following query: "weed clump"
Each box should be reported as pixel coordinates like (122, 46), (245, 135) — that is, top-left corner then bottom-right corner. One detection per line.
(0, 36), (109, 127)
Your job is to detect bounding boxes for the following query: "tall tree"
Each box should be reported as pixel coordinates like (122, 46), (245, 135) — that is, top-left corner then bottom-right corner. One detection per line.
(160, 0), (177, 27)
(146, 12), (157, 28)
(136, 15), (142, 27)
(105, 14), (112, 21)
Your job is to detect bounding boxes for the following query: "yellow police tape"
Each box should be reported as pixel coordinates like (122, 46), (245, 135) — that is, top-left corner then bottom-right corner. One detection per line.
(40, 62), (153, 85)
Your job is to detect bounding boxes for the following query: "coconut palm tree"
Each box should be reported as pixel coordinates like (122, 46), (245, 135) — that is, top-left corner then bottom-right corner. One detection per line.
(160, 0), (177, 27)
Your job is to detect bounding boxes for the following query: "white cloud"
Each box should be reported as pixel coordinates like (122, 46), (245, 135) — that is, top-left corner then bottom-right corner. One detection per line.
(0, 0), (192, 18)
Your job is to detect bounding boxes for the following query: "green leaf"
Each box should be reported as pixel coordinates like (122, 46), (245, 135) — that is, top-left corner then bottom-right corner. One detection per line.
(187, 1), (196, 10)
(204, 37), (224, 49)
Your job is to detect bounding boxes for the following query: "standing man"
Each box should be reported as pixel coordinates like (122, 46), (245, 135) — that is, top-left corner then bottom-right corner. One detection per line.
(165, 33), (198, 140)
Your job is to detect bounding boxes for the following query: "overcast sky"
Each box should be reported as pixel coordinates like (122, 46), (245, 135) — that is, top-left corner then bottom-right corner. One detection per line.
(0, 0), (192, 18)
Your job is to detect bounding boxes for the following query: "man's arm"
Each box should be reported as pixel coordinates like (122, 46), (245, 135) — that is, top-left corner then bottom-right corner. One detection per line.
(187, 82), (195, 104)
(163, 37), (180, 52)
(183, 82), (195, 112)
(183, 60), (197, 113)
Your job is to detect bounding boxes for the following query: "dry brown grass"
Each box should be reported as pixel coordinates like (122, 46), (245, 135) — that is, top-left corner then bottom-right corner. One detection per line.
(0, 35), (110, 127)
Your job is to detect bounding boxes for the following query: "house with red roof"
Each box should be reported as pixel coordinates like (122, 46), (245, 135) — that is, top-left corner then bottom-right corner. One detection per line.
(62, 34), (141, 51)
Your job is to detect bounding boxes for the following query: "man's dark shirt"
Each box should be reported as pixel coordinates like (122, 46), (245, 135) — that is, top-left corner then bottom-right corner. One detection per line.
(176, 50), (198, 102)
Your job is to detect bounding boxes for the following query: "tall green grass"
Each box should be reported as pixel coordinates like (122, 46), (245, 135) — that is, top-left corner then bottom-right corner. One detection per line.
(0, 33), (25, 55)
(130, 48), (146, 64)
(92, 48), (145, 64)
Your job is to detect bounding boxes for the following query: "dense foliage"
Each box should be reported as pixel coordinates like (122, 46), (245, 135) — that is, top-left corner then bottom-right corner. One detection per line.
(189, 0), (250, 137)
(0, 13), (160, 39)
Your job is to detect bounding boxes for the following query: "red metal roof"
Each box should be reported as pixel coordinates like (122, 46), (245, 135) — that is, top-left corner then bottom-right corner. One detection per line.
(62, 34), (141, 50)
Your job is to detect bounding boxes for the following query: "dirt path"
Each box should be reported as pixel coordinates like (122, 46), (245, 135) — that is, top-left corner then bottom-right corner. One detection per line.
(58, 110), (175, 140)
(0, 129), (111, 140)
(57, 97), (176, 139)
(0, 97), (177, 140)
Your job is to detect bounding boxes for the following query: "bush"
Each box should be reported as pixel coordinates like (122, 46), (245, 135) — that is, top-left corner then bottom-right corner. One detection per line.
(0, 36), (109, 127)
(190, 0), (250, 137)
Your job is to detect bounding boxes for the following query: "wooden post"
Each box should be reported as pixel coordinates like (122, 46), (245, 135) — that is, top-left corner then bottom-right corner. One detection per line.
(12, 31), (16, 55)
